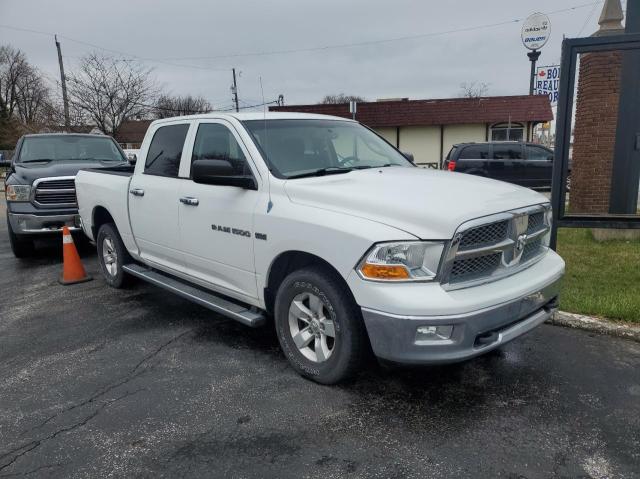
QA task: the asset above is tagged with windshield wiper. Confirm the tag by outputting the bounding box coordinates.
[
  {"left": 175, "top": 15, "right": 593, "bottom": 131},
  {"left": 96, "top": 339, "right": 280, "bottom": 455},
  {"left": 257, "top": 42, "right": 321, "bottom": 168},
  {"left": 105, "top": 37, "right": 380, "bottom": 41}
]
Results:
[
  {"left": 286, "top": 167, "right": 353, "bottom": 179},
  {"left": 19, "top": 158, "right": 54, "bottom": 163},
  {"left": 351, "top": 163, "right": 396, "bottom": 170}
]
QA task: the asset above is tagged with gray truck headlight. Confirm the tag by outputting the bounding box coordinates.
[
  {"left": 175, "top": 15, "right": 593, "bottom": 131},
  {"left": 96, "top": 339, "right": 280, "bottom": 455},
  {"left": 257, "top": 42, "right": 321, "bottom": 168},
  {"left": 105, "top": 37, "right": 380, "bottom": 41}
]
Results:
[
  {"left": 5, "top": 185, "right": 31, "bottom": 202},
  {"left": 358, "top": 241, "right": 445, "bottom": 282}
]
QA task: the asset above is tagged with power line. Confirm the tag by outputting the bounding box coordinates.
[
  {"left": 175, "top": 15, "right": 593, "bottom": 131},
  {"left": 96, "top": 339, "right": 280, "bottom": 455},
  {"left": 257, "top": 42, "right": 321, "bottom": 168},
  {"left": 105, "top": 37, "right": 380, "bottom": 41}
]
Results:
[
  {"left": 0, "top": 1, "right": 603, "bottom": 65},
  {"left": 577, "top": 1, "right": 601, "bottom": 36},
  {"left": 147, "top": 1, "right": 605, "bottom": 61},
  {"left": 0, "top": 23, "right": 232, "bottom": 72}
]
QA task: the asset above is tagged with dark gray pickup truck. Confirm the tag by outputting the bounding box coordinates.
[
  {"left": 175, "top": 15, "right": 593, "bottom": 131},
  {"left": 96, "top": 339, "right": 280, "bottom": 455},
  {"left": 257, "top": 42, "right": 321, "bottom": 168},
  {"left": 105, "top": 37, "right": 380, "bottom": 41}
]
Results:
[{"left": 2, "top": 133, "right": 129, "bottom": 257}]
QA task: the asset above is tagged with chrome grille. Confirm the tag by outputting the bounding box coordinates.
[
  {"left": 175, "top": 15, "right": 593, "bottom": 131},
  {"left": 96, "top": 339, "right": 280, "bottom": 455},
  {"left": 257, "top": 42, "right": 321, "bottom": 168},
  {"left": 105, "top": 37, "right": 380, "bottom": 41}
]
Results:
[
  {"left": 33, "top": 176, "right": 77, "bottom": 207},
  {"left": 458, "top": 220, "right": 508, "bottom": 250},
  {"left": 521, "top": 238, "right": 543, "bottom": 263},
  {"left": 449, "top": 253, "right": 501, "bottom": 283},
  {"left": 443, "top": 205, "right": 551, "bottom": 289},
  {"left": 527, "top": 212, "right": 544, "bottom": 233}
]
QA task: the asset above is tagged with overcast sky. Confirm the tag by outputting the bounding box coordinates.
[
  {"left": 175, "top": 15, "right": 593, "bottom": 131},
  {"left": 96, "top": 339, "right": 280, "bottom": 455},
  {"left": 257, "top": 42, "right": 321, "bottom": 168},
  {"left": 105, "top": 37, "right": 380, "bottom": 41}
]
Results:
[{"left": 0, "top": 0, "right": 617, "bottom": 110}]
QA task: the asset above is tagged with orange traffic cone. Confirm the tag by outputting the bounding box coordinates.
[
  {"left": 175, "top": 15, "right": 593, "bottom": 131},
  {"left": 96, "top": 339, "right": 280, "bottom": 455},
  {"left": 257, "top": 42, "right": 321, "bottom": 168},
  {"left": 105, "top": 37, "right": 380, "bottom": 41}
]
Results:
[{"left": 59, "top": 226, "right": 92, "bottom": 285}]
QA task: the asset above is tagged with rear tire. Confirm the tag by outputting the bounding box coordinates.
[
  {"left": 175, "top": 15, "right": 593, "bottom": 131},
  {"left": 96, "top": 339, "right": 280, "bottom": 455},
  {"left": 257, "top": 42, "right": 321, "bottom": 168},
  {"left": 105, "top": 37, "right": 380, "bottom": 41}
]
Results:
[
  {"left": 7, "top": 215, "right": 34, "bottom": 258},
  {"left": 274, "top": 266, "right": 368, "bottom": 384},
  {"left": 97, "top": 223, "right": 131, "bottom": 288}
]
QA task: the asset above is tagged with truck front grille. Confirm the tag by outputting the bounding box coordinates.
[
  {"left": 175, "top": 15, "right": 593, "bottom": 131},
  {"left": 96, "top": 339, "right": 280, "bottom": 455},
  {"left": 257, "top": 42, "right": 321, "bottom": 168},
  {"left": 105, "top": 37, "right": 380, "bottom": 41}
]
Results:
[
  {"left": 33, "top": 177, "right": 77, "bottom": 207},
  {"left": 458, "top": 220, "right": 508, "bottom": 250},
  {"left": 443, "top": 205, "right": 551, "bottom": 288}
]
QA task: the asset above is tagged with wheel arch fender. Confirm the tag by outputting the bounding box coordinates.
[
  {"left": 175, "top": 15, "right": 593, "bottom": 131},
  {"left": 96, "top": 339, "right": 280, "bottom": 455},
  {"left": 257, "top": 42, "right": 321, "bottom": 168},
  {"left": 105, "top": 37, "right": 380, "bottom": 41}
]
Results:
[
  {"left": 91, "top": 205, "right": 115, "bottom": 240},
  {"left": 264, "top": 250, "right": 352, "bottom": 315}
]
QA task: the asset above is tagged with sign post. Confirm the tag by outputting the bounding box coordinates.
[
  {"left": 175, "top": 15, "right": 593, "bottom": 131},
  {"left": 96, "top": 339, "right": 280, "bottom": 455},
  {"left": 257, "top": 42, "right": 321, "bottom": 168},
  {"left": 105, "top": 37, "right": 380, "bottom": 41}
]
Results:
[{"left": 522, "top": 13, "right": 551, "bottom": 95}]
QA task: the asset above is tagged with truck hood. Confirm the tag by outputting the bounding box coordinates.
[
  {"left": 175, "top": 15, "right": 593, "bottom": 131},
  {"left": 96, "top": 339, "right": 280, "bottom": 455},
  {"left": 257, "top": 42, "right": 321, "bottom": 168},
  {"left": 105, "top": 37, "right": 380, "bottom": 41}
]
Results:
[
  {"left": 284, "top": 167, "right": 549, "bottom": 239},
  {"left": 10, "top": 160, "right": 127, "bottom": 185}
]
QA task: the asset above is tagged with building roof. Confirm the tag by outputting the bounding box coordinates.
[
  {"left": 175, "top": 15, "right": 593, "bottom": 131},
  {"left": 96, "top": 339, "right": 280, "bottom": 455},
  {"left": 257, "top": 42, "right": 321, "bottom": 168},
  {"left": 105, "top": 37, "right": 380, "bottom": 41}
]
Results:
[
  {"left": 116, "top": 120, "right": 153, "bottom": 144},
  {"left": 115, "top": 113, "right": 354, "bottom": 144},
  {"left": 270, "top": 95, "right": 553, "bottom": 128}
]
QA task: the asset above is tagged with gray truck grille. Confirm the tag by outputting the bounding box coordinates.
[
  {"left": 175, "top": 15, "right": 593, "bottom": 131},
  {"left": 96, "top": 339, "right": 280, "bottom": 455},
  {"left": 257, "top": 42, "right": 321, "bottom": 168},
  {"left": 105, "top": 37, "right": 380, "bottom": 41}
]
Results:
[
  {"left": 443, "top": 205, "right": 550, "bottom": 288},
  {"left": 458, "top": 220, "right": 508, "bottom": 250},
  {"left": 449, "top": 253, "right": 502, "bottom": 282},
  {"left": 33, "top": 177, "right": 77, "bottom": 207}
]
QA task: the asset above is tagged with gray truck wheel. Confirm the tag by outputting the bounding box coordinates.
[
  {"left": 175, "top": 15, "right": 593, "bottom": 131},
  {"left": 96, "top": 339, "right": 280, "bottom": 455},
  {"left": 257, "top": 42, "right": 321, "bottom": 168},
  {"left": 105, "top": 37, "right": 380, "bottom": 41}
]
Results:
[
  {"left": 97, "top": 223, "right": 131, "bottom": 288},
  {"left": 7, "top": 215, "right": 34, "bottom": 258},
  {"left": 274, "top": 266, "right": 368, "bottom": 384}
]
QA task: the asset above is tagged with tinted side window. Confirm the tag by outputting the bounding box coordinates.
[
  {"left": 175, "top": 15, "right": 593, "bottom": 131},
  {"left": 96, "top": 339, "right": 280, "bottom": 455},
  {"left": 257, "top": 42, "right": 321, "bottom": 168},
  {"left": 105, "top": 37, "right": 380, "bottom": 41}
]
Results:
[
  {"left": 492, "top": 145, "right": 523, "bottom": 160},
  {"left": 144, "top": 124, "right": 190, "bottom": 178},
  {"left": 191, "top": 123, "right": 249, "bottom": 176},
  {"left": 459, "top": 145, "right": 489, "bottom": 159},
  {"left": 526, "top": 145, "right": 552, "bottom": 161}
]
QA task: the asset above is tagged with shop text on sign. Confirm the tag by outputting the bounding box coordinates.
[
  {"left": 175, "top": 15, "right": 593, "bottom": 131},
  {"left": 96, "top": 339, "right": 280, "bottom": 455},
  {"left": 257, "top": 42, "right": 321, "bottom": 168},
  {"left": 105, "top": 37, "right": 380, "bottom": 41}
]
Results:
[{"left": 535, "top": 65, "right": 560, "bottom": 104}]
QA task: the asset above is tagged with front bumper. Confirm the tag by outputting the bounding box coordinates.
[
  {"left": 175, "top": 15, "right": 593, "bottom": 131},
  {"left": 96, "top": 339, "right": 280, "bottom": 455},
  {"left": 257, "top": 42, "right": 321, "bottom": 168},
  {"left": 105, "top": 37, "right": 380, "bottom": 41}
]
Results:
[
  {"left": 8, "top": 212, "right": 82, "bottom": 235},
  {"left": 361, "top": 271, "right": 562, "bottom": 365}
]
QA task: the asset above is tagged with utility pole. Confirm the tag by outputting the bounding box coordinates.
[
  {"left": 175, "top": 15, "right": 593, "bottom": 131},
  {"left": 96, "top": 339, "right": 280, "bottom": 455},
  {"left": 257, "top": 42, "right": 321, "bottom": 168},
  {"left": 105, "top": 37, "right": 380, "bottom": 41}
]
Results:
[
  {"left": 54, "top": 35, "right": 70, "bottom": 128},
  {"left": 232, "top": 68, "right": 239, "bottom": 112}
]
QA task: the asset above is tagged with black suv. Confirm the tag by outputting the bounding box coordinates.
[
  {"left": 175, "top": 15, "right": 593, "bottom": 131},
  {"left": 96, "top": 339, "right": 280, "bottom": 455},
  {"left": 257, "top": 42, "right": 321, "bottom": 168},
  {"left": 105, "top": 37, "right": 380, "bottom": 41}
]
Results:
[
  {"left": 444, "top": 142, "right": 555, "bottom": 189},
  {"left": 2, "top": 133, "right": 128, "bottom": 257}
]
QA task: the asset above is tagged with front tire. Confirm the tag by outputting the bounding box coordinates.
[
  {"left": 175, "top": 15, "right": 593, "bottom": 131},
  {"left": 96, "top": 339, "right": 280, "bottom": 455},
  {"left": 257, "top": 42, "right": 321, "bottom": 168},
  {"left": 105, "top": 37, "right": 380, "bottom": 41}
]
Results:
[
  {"left": 97, "top": 223, "right": 131, "bottom": 288},
  {"left": 7, "top": 215, "right": 34, "bottom": 258},
  {"left": 274, "top": 266, "right": 368, "bottom": 384}
]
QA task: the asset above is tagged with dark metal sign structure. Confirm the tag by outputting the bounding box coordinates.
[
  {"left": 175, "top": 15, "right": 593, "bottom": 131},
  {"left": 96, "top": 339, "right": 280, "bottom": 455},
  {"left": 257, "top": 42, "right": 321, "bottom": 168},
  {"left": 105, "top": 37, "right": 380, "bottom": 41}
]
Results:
[{"left": 550, "top": 32, "right": 640, "bottom": 249}]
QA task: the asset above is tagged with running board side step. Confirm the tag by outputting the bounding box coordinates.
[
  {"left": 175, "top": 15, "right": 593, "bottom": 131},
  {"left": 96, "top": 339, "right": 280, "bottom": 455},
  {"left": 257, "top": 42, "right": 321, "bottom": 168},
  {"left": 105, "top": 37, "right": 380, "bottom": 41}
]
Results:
[{"left": 122, "top": 263, "right": 266, "bottom": 328}]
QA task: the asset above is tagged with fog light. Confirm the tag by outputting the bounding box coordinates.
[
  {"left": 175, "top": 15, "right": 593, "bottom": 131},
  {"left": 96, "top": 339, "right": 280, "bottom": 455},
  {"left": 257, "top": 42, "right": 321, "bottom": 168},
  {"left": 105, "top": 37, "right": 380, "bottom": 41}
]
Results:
[{"left": 415, "top": 325, "right": 454, "bottom": 342}]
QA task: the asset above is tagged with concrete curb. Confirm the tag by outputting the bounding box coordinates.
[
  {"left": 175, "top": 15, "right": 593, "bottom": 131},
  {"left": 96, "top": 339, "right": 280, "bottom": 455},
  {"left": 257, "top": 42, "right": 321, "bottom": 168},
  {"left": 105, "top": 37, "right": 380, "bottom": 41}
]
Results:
[{"left": 547, "top": 311, "right": 640, "bottom": 342}]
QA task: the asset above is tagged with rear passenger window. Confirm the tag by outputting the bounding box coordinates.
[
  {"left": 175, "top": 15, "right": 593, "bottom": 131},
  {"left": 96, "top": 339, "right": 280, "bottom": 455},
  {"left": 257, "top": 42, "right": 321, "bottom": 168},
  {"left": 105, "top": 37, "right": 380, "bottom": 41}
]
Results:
[
  {"left": 191, "top": 123, "right": 250, "bottom": 176},
  {"left": 144, "top": 124, "right": 190, "bottom": 178},
  {"left": 459, "top": 145, "right": 489, "bottom": 159},
  {"left": 526, "top": 145, "right": 552, "bottom": 161},
  {"left": 493, "top": 145, "right": 523, "bottom": 160}
]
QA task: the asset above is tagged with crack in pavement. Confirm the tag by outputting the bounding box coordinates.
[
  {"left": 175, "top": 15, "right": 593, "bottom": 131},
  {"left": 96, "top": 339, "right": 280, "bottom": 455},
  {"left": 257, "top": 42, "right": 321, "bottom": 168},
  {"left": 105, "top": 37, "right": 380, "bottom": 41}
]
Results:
[
  {"left": 0, "top": 462, "right": 67, "bottom": 478},
  {"left": 0, "top": 389, "right": 143, "bottom": 473},
  {"left": 1, "top": 329, "right": 192, "bottom": 473},
  {"left": 20, "top": 329, "right": 193, "bottom": 437}
]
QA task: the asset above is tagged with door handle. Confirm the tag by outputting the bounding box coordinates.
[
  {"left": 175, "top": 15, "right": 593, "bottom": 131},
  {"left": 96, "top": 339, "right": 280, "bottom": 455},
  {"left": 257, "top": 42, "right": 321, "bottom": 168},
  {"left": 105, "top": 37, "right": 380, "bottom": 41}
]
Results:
[
  {"left": 179, "top": 197, "right": 199, "bottom": 206},
  {"left": 129, "top": 188, "right": 145, "bottom": 197}
]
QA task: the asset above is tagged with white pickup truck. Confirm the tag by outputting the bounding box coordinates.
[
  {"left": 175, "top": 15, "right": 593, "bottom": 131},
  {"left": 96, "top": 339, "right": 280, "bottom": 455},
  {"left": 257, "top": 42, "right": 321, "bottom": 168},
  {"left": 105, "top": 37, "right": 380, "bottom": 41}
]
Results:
[{"left": 76, "top": 112, "right": 565, "bottom": 384}]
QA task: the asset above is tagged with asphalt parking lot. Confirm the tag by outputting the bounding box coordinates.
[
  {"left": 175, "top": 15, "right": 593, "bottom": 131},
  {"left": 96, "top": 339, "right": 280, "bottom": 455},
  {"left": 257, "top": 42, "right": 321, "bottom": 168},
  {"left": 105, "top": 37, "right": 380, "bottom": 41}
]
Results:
[{"left": 1, "top": 201, "right": 639, "bottom": 478}]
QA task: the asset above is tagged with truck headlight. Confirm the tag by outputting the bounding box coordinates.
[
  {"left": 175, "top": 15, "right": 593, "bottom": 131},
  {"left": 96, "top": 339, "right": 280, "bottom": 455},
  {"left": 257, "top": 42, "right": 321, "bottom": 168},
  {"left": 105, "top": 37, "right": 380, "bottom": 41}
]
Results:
[
  {"left": 357, "top": 241, "right": 445, "bottom": 282},
  {"left": 5, "top": 184, "right": 31, "bottom": 202}
]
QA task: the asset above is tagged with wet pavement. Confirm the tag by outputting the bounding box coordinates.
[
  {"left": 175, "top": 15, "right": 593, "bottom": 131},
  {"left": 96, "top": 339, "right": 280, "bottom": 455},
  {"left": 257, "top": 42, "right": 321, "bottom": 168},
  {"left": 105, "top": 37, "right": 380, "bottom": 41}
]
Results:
[{"left": 1, "top": 201, "right": 639, "bottom": 478}]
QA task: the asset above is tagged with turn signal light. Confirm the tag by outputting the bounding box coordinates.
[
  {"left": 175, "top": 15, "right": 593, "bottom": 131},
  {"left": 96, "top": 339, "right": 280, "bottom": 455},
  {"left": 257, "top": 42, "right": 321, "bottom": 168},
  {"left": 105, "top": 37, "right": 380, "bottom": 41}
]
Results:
[
  {"left": 360, "top": 264, "right": 410, "bottom": 280},
  {"left": 447, "top": 161, "right": 456, "bottom": 171}
]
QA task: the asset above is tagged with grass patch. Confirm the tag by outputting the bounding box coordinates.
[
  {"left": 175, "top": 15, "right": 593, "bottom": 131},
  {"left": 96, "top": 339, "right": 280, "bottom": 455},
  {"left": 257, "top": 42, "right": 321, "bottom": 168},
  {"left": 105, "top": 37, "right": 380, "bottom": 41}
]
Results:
[{"left": 556, "top": 228, "right": 640, "bottom": 323}]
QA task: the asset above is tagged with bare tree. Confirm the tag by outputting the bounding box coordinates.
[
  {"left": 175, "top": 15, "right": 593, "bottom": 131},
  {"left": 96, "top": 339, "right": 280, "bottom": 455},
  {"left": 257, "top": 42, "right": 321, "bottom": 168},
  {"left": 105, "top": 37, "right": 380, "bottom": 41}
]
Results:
[
  {"left": 154, "top": 94, "right": 212, "bottom": 119},
  {"left": 459, "top": 81, "right": 489, "bottom": 98},
  {"left": 67, "top": 53, "right": 156, "bottom": 137},
  {"left": 0, "top": 45, "right": 30, "bottom": 119},
  {"left": 15, "top": 64, "right": 51, "bottom": 125},
  {"left": 320, "top": 93, "right": 365, "bottom": 104}
]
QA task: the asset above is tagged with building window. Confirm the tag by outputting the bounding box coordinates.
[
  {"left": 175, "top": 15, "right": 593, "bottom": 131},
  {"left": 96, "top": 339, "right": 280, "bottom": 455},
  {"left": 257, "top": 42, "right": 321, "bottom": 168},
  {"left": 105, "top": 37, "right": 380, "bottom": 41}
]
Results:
[{"left": 491, "top": 122, "right": 524, "bottom": 142}]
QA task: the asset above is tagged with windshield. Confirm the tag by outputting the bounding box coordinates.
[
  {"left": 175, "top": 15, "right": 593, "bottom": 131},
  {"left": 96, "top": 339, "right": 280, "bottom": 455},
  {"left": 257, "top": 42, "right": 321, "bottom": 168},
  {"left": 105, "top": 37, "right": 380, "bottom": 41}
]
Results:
[
  {"left": 243, "top": 119, "right": 412, "bottom": 178},
  {"left": 18, "top": 136, "right": 126, "bottom": 163}
]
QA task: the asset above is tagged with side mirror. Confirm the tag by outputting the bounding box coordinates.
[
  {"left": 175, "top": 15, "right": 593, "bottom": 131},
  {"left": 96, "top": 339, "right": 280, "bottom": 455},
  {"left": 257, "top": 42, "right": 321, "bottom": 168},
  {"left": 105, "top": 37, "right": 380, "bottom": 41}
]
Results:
[
  {"left": 192, "top": 159, "right": 257, "bottom": 190},
  {"left": 402, "top": 152, "right": 415, "bottom": 164},
  {"left": 127, "top": 154, "right": 137, "bottom": 165}
]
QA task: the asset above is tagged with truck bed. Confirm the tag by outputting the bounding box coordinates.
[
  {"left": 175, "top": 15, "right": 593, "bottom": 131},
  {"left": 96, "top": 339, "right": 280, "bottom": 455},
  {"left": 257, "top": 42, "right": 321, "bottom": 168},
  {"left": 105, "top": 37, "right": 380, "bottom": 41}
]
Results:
[{"left": 75, "top": 168, "right": 136, "bottom": 250}]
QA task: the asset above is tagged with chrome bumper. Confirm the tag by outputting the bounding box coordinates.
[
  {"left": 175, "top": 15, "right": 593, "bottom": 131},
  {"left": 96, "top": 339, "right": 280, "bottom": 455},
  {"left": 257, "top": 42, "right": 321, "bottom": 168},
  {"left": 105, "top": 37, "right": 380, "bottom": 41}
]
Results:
[
  {"left": 361, "top": 273, "right": 562, "bottom": 364},
  {"left": 8, "top": 212, "right": 82, "bottom": 234}
]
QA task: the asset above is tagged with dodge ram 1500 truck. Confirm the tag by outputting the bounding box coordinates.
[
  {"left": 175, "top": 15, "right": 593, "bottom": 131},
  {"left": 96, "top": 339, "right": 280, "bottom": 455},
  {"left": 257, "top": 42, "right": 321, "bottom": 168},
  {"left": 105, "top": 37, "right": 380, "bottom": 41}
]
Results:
[
  {"left": 3, "top": 133, "right": 129, "bottom": 257},
  {"left": 75, "top": 112, "right": 565, "bottom": 384}
]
